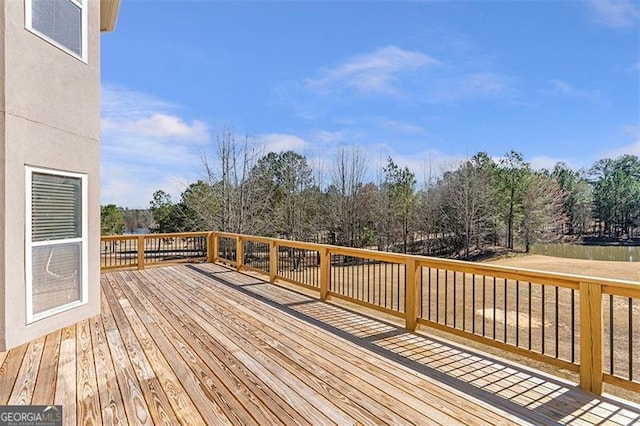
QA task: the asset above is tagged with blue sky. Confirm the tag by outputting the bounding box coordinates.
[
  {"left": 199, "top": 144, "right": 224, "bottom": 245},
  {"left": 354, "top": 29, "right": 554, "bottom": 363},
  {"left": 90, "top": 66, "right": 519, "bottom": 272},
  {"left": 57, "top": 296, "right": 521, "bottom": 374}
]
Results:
[{"left": 101, "top": 0, "right": 640, "bottom": 208}]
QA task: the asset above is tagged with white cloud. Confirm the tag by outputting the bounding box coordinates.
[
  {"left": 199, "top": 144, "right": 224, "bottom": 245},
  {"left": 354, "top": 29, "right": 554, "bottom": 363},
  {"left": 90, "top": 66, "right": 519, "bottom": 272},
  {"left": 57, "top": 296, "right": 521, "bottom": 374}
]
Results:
[
  {"left": 529, "top": 155, "right": 571, "bottom": 171},
  {"left": 600, "top": 126, "right": 640, "bottom": 159},
  {"left": 103, "top": 113, "right": 209, "bottom": 143},
  {"left": 549, "top": 79, "right": 579, "bottom": 96},
  {"left": 548, "top": 79, "right": 602, "bottom": 102},
  {"left": 100, "top": 85, "right": 211, "bottom": 208},
  {"left": 306, "top": 45, "right": 439, "bottom": 96},
  {"left": 378, "top": 119, "right": 427, "bottom": 135},
  {"left": 101, "top": 164, "right": 192, "bottom": 210},
  {"left": 587, "top": 0, "right": 640, "bottom": 29},
  {"left": 365, "top": 143, "right": 467, "bottom": 184},
  {"left": 258, "top": 133, "right": 309, "bottom": 153},
  {"left": 605, "top": 140, "right": 640, "bottom": 158},
  {"left": 102, "top": 85, "right": 175, "bottom": 121},
  {"left": 429, "top": 72, "right": 516, "bottom": 103},
  {"left": 310, "top": 130, "right": 348, "bottom": 144},
  {"left": 623, "top": 125, "right": 640, "bottom": 138}
]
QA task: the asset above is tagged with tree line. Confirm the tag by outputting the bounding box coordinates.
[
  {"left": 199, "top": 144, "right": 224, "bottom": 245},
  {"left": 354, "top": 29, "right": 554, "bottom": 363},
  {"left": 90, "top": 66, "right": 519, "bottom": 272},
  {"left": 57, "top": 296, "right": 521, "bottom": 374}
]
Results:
[{"left": 102, "top": 132, "right": 640, "bottom": 259}]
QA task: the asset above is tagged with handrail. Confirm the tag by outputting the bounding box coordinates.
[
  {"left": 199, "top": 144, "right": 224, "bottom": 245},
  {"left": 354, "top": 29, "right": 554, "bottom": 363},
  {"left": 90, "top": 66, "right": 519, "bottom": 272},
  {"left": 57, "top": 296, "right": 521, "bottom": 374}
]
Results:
[
  {"left": 101, "top": 231, "right": 211, "bottom": 271},
  {"left": 101, "top": 231, "right": 210, "bottom": 240},
  {"left": 101, "top": 231, "right": 640, "bottom": 395},
  {"left": 214, "top": 232, "right": 639, "bottom": 290}
]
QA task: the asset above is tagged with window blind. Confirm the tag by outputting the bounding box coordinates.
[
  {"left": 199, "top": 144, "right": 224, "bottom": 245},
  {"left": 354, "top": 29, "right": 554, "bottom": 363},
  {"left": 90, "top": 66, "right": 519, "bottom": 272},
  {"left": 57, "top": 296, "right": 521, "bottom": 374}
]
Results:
[
  {"left": 31, "top": 0, "right": 82, "bottom": 56},
  {"left": 32, "top": 172, "right": 82, "bottom": 242}
]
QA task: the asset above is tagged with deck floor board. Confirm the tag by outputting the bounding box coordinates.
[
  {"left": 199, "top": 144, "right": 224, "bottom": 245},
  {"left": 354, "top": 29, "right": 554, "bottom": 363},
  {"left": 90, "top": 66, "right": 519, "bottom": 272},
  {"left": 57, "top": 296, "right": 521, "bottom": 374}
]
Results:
[
  {"left": 8, "top": 336, "right": 44, "bottom": 405},
  {"left": 140, "top": 269, "right": 335, "bottom": 425},
  {"left": 145, "top": 268, "right": 427, "bottom": 425},
  {"left": 1, "top": 263, "right": 639, "bottom": 425},
  {"left": 132, "top": 269, "right": 311, "bottom": 425},
  {"left": 32, "top": 329, "right": 61, "bottom": 405},
  {"left": 158, "top": 266, "right": 488, "bottom": 425}
]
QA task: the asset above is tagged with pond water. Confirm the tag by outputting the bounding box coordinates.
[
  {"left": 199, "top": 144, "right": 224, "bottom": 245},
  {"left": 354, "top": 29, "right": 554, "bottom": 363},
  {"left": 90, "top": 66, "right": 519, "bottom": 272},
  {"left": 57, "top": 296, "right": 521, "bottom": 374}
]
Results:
[{"left": 531, "top": 244, "right": 640, "bottom": 262}]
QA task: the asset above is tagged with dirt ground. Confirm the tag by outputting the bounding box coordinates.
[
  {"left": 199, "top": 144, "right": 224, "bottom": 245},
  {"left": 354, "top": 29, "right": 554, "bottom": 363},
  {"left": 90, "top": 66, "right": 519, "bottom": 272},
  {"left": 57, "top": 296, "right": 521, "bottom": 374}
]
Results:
[
  {"left": 486, "top": 254, "right": 640, "bottom": 283},
  {"left": 475, "top": 254, "right": 639, "bottom": 402},
  {"left": 251, "top": 251, "right": 640, "bottom": 401}
]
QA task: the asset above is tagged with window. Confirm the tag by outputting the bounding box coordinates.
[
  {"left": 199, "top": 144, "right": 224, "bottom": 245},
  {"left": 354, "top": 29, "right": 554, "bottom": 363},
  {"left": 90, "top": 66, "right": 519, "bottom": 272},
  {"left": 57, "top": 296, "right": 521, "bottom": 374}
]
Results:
[
  {"left": 25, "top": 0, "right": 88, "bottom": 62},
  {"left": 26, "top": 167, "right": 88, "bottom": 323}
]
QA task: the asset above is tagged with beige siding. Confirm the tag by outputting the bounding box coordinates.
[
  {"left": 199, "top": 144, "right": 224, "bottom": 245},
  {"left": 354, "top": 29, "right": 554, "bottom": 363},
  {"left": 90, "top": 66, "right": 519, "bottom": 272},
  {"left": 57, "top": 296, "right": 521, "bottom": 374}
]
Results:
[{"left": 0, "top": 0, "right": 102, "bottom": 350}]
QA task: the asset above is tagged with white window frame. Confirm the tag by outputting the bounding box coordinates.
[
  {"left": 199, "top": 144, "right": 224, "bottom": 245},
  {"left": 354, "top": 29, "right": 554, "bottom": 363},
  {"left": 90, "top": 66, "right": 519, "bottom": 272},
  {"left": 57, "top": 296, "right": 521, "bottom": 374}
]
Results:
[
  {"left": 24, "top": 0, "right": 88, "bottom": 63},
  {"left": 25, "top": 166, "right": 89, "bottom": 324}
]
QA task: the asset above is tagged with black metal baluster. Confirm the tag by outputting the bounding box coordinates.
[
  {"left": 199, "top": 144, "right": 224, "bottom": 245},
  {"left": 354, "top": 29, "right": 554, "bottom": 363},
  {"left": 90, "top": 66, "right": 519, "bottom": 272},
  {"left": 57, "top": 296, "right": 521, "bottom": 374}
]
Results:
[
  {"left": 397, "top": 263, "right": 401, "bottom": 312},
  {"left": 493, "top": 277, "right": 497, "bottom": 339},
  {"left": 350, "top": 255, "right": 355, "bottom": 297},
  {"left": 428, "top": 267, "right": 432, "bottom": 321},
  {"left": 420, "top": 267, "right": 424, "bottom": 318},
  {"left": 384, "top": 263, "right": 388, "bottom": 309},
  {"left": 453, "top": 271, "right": 457, "bottom": 328},
  {"left": 340, "top": 253, "right": 344, "bottom": 295},
  {"left": 436, "top": 269, "right": 440, "bottom": 323},
  {"left": 555, "top": 286, "right": 559, "bottom": 358},
  {"left": 367, "top": 262, "right": 371, "bottom": 303},
  {"left": 516, "top": 280, "right": 520, "bottom": 347},
  {"left": 610, "top": 294, "right": 614, "bottom": 374},
  {"left": 463, "top": 272, "right": 467, "bottom": 331},
  {"left": 445, "top": 270, "right": 448, "bottom": 326},
  {"left": 528, "top": 282, "right": 532, "bottom": 350},
  {"left": 472, "top": 274, "right": 476, "bottom": 334},
  {"left": 378, "top": 262, "right": 382, "bottom": 308},
  {"left": 482, "top": 275, "right": 486, "bottom": 337},
  {"left": 356, "top": 257, "right": 360, "bottom": 300},
  {"left": 504, "top": 278, "right": 508, "bottom": 344},
  {"left": 629, "top": 297, "right": 633, "bottom": 380},
  {"left": 542, "top": 285, "right": 545, "bottom": 354},
  {"left": 571, "top": 288, "right": 575, "bottom": 363}
]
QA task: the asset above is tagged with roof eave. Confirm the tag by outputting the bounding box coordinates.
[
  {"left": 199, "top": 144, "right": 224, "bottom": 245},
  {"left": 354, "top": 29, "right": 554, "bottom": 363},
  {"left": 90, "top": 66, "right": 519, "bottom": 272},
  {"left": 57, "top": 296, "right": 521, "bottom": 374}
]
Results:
[{"left": 100, "top": 0, "right": 121, "bottom": 33}]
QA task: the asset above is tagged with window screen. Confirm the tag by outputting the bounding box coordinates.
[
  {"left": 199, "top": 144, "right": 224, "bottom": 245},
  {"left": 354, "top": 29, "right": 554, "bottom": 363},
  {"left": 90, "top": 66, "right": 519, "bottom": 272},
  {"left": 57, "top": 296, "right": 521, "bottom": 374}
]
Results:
[
  {"left": 27, "top": 169, "right": 86, "bottom": 320},
  {"left": 31, "top": 242, "right": 81, "bottom": 315},
  {"left": 28, "top": 0, "right": 85, "bottom": 59}
]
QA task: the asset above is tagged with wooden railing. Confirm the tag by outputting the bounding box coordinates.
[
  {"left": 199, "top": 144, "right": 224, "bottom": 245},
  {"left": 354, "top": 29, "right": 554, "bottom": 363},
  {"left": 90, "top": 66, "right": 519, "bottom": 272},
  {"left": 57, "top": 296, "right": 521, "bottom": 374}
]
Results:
[
  {"left": 100, "top": 231, "right": 640, "bottom": 395},
  {"left": 101, "top": 232, "right": 210, "bottom": 270}
]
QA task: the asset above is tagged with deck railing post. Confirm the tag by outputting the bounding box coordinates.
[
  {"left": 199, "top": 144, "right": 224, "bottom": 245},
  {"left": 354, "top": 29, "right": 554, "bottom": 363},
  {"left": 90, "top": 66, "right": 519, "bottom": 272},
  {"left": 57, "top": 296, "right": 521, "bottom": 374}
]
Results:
[
  {"left": 137, "top": 235, "right": 145, "bottom": 270},
  {"left": 405, "top": 258, "right": 420, "bottom": 331},
  {"left": 236, "top": 236, "right": 244, "bottom": 271},
  {"left": 207, "top": 232, "right": 216, "bottom": 263},
  {"left": 212, "top": 233, "right": 219, "bottom": 263},
  {"left": 579, "top": 281, "right": 603, "bottom": 394},
  {"left": 320, "top": 247, "right": 330, "bottom": 301},
  {"left": 269, "top": 240, "right": 278, "bottom": 283}
]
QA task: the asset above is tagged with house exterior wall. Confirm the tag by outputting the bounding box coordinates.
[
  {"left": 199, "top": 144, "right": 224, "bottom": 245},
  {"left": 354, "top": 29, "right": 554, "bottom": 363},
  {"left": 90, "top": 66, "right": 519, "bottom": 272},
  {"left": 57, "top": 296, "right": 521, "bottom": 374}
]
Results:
[
  {"left": 0, "top": 0, "right": 102, "bottom": 350},
  {"left": 0, "top": 2, "right": 6, "bottom": 347}
]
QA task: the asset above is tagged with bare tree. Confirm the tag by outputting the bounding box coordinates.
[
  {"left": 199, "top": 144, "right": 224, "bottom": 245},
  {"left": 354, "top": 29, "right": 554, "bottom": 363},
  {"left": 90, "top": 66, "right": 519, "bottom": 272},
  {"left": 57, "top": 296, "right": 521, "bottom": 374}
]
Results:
[
  {"left": 328, "top": 147, "right": 369, "bottom": 247},
  {"left": 197, "top": 130, "right": 259, "bottom": 233},
  {"left": 442, "top": 157, "right": 495, "bottom": 259}
]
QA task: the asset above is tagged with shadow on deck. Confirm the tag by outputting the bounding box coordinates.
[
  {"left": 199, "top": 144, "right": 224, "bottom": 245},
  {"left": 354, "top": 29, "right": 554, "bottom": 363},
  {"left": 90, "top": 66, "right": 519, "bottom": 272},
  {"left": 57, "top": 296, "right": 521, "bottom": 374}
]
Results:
[
  {"left": 1, "top": 263, "right": 639, "bottom": 425},
  {"left": 192, "top": 263, "right": 640, "bottom": 425}
]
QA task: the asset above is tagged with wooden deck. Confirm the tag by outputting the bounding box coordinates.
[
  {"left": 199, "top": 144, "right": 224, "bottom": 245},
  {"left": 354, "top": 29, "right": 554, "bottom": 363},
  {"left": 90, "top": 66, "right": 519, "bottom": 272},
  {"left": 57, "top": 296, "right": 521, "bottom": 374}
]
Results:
[{"left": 1, "top": 263, "right": 639, "bottom": 425}]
